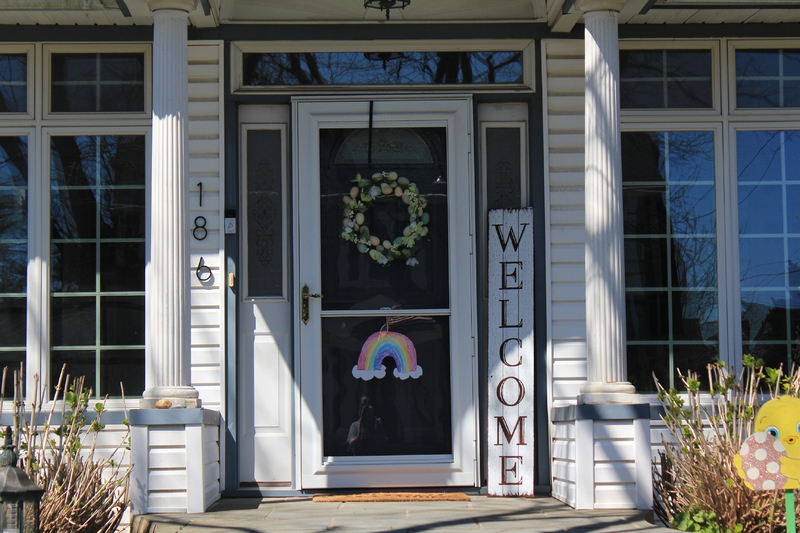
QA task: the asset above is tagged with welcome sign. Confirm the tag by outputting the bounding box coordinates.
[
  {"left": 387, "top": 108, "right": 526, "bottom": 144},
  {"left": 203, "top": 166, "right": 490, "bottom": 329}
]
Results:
[{"left": 487, "top": 208, "right": 534, "bottom": 496}]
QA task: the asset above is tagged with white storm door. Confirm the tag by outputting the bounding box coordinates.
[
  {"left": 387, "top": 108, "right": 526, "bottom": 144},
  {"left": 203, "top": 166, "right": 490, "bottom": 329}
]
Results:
[{"left": 294, "top": 97, "right": 479, "bottom": 489}]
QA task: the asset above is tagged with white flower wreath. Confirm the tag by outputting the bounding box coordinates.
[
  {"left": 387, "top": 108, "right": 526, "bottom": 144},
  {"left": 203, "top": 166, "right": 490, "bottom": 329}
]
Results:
[{"left": 340, "top": 171, "right": 430, "bottom": 266}]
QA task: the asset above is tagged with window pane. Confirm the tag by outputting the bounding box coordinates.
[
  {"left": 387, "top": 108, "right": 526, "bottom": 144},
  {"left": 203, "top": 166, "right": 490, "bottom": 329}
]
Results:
[
  {"left": 0, "top": 54, "right": 26, "bottom": 113},
  {"left": 321, "top": 315, "right": 452, "bottom": 456},
  {"left": 627, "top": 345, "right": 668, "bottom": 393},
  {"left": 51, "top": 53, "right": 144, "bottom": 113},
  {"left": 51, "top": 296, "right": 96, "bottom": 346},
  {"left": 243, "top": 51, "right": 523, "bottom": 86},
  {"left": 100, "top": 295, "right": 144, "bottom": 346},
  {"left": 320, "top": 127, "right": 449, "bottom": 311},
  {"left": 736, "top": 49, "right": 800, "bottom": 108},
  {"left": 50, "top": 135, "right": 146, "bottom": 397},
  {"left": 737, "top": 130, "right": 800, "bottom": 369},
  {"left": 622, "top": 131, "right": 719, "bottom": 390},
  {"left": 246, "top": 129, "right": 284, "bottom": 298},
  {"left": 485, "top": 128, "right": 523, "bottom": 210},
  {"left": 620, "top": 49, "right": 712, "bottom": 109},
  {"left": 0, "top": 137, "right": 27, "bottom": 392},
  {"left": 101, "top": 349, "right": 144, "bottom": 397}
]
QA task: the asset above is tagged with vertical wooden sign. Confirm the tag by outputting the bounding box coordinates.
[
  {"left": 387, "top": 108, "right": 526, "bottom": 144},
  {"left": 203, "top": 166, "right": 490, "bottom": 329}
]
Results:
[{"left": 488, "top": 208, "right": 534, "bottom": 496}]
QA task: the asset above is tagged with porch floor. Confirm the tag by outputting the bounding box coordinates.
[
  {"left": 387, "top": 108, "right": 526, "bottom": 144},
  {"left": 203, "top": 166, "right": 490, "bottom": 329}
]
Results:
[{"left": 131, "top": 496, "right": 671, "bottom": 532}]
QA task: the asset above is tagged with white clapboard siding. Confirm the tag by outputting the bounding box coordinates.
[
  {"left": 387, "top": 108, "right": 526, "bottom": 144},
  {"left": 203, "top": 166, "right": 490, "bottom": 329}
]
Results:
[
  {"left": 593, "top": 421, "right": 637, "bottom": 508},
  {"left": 551, "top": 420, "right": 577, "bottom": 507},
  {"left": 204, "top": 423, "right": 221, "bottom": 508},
  {"left": 543, "top": 39, "right": 588, "bottom": 409},
  {"left": 188, "top": 42, "right": 225, "bottom": 413}
]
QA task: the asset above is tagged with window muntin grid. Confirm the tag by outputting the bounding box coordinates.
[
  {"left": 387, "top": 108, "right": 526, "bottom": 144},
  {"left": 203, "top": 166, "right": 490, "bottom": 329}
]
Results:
[
  {"left": 0, "top": 55, "right": 27, "bottom": 113},
  {"left": 51, "top": 53, "right": 145, "bottom": 113},
  {"left": 49, "top": 134, "right": 145, "bottom": 398},
  {"left": 0, "top": 136, "right": 27, "bottom": 385},
  {"left": 736, "top": 49, "right": 800, "bottom": 108},
  {"left": 620, "top": 49, "right": 713, "bottom": 109},
  {"left": 622, "top": 130, "right": 720, "bottom": 392},
  {"left": 736, "top": 129, "right": 800, "bottom": 370}
]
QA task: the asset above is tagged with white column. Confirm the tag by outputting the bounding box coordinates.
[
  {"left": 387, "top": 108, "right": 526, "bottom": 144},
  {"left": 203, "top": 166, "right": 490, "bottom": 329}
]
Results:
[
  {"left": 576, "top": 0, "right": 636, "bottom": 403},
  {"left": 143, "top": 0, "right": 200, "bottom": 409}
]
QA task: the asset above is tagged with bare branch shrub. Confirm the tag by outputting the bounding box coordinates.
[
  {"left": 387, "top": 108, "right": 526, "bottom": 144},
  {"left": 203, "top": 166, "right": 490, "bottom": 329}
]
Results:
[
  {"left": 653, "top": 356, "right": 799, "bottom": 532},
  {"left": 3, "top": 366, "right": 131, "bottom": 533}
]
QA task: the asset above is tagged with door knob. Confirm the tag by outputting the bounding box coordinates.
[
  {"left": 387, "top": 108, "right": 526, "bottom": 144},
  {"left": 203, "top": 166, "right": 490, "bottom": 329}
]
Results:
[{"left": 301, "top": 284, "right": 322, "bottom": 325}]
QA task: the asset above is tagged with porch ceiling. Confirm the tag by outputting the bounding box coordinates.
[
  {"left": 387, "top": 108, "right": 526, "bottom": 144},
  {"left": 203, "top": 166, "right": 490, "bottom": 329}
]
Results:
[{"left": 0, "top": 0, "right": 798, "bottom": 29}]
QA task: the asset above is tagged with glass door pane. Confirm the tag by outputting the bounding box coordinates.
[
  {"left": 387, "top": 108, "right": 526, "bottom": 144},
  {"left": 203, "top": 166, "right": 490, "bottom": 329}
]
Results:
[{"left": 318, "top": 126, "right": 452, "bottom": 457}]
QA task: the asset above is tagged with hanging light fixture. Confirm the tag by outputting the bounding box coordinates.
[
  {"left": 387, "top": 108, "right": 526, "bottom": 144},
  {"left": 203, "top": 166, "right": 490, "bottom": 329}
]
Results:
[{"left": 364, "top": 0, "right": 410, "bottom": 20}]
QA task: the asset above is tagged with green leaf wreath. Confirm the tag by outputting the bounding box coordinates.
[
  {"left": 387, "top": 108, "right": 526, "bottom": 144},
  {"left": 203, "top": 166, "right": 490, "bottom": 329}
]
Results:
[{"left": 340, "top": 171, "right": 430, "bottom": 266}]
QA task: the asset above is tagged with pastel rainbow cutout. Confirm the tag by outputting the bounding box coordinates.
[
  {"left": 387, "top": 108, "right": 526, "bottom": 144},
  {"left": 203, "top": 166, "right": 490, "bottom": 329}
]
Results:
[{"left": 352, "top": 331, "right": 423, "bottom": 380}]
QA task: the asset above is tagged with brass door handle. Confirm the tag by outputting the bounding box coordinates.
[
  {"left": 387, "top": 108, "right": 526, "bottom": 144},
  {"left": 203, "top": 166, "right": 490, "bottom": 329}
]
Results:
[{"left": 301, "top": 284, "right": 322, "bottom": 325}]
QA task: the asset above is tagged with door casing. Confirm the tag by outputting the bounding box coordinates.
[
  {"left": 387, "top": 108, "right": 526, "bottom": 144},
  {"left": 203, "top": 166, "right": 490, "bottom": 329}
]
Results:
[{"left": 292, "top": 95, "right": 480, "bottom": 489}]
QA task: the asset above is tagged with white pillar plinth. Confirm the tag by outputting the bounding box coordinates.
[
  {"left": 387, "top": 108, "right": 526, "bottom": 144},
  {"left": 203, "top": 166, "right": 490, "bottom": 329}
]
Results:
[
  {"left": 143, "top": 0, "right": 200, "bottom": 409},
  {"left": 576, "top": 0, "right": 636, "bottom": 404}
]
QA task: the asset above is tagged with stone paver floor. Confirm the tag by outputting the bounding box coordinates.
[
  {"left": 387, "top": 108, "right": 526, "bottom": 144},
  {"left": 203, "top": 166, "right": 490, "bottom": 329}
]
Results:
[{"left": 132, "top": 496, "right": 672, "bottom": 533}]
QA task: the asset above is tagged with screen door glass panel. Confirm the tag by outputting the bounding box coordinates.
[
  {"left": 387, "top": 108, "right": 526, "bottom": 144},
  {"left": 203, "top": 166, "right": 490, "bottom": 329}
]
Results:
[{"left": 318, "top": 126, "right": 451, "bottom": 457}]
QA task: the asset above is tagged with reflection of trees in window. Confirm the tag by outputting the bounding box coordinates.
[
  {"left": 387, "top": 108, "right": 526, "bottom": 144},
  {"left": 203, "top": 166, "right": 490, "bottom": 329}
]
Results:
[
  {"left": 49, "top": 135, "right": 145, "bottom": 397},
  {"left": 51, "top": 53, "right": 144, "bottom": 113},
  {"left": 736, "top": 50, "right": 800, "bottom": 108},
  {"left": 0, "top": 136, "right": 27, "bottom": 294},
  {"left": 0, "top": 55, "right": 26, "bottom": 113},
  {"left": 242, "top": 51, "right": 523, "bottom": 86},
  {"left": 620, "top": 50, "right": 712, "bottom": 109},
  {"left": 736, "top": 129, "right": 800, "bottom": 368},
  {"left": 622, "top": 131, "right": 719, "bottom": 390}
]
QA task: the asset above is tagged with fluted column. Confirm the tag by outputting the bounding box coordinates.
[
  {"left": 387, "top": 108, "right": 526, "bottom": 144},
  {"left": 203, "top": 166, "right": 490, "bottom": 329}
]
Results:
[
  {"left": 142, "top": 0, "right": 200, "bottom": 409},
  {"left": 576, "top": 0, "right": 636, "bottom": 403}
]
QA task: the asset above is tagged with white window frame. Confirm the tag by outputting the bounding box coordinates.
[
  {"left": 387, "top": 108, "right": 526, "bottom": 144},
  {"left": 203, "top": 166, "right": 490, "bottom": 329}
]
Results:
[
  {"left": 42, "top": 43, "right": 152, "bottom": 121},
  {"left": 619, "top": 40, "right": 722, "bottom": 120},
  {"left": 619, "top": 121, "right": 727, "bottom": 396},
  {"left": 622, "top": 37, "right": 800, "bottom": 398},
  {"left": 40, "top": 126, "right": 150, "bottom": 404},
  {"left": 727, "top": 39, "right": 800, "bottom": 116},
  {"left": 0, "top": 44, "right": 35, "bottom": 120},
  {"left": 0, "top": 43, "right": 151, "bottom": 402},
  {"left": 231, "top": 39, "right": 536, "bottom": 94}
]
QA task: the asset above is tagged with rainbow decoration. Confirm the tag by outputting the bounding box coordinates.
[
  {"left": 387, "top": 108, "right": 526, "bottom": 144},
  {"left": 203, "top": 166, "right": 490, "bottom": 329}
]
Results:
[{"left": 352, "top": 331, "right": 423, "bottom": 381}]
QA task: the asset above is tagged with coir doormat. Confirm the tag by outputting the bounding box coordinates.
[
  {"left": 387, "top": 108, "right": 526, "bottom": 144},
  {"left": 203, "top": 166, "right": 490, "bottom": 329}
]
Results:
[{"left": 313, "top": 492, "right": 471, "bottom": 502}]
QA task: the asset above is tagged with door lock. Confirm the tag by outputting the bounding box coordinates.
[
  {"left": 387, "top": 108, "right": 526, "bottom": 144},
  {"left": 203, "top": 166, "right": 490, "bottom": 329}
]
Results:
[{"left": 301, "top": 284, "right": 322, "bottom": 325}]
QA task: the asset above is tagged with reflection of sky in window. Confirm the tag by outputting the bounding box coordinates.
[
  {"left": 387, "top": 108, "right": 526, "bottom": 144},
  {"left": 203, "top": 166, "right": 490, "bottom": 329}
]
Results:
[
  {"left": 0, "top": 137, "right": 28, "bottom": 294},
  {"left": 0, "top": 55, "right": 26, "bottom": 113},
  {"left": 737, "top": 50, "right": 800, "bottom": 107},
  {"left": 244, "top": 52, "right": 523, "bottom": 85},
  {"left": 620, "top": 50, "right": 712, "bottom": 108}
]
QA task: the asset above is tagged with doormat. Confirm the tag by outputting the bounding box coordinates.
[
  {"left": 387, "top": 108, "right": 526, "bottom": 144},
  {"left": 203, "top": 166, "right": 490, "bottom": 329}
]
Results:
[{"left": 313, "top": 492, "right": 471, "bottom": 503}]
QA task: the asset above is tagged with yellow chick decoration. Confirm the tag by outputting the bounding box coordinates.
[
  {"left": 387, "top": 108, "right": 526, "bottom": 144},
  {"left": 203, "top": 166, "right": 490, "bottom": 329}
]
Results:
[{"left": 734, "top": 396, "right": 800, "bottom": 490}]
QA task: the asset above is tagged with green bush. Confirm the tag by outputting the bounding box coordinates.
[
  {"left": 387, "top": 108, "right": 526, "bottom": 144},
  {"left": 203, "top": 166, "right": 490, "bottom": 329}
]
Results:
[
  {"left": 653, "top": 356, "right": 798, "bottom": 533},
  {"left": 2, "top": 367, "right": 131, "bottom": 533}
]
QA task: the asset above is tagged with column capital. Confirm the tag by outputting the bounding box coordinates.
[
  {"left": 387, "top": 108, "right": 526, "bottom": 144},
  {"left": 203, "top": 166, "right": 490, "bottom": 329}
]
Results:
[
  {"left": 575, "top": 0, "right": 626, "bottom": 13},
  {"left": 148, "top": 0, "right": 197, "bottom": 12}
]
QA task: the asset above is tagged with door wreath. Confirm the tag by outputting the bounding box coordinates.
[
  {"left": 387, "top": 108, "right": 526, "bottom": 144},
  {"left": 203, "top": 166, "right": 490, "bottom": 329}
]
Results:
[{"left": 340, "top": 171, "right": 430, "bottom": 266}]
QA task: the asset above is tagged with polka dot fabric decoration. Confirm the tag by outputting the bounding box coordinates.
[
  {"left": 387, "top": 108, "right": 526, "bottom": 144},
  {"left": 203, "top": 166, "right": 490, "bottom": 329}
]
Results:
[{"left": 739, "top": 432, "right": 788, "bottom": 490}]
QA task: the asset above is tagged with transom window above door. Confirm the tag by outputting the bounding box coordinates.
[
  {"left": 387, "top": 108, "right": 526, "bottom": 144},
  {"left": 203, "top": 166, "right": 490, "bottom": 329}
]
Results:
[{"left": 232, "top": 40, "right": 535, "bottom": 92}]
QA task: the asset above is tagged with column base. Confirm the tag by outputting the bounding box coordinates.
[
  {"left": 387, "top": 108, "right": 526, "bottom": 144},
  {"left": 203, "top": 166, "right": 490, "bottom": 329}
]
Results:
[
  {"left": 141, "top": 387, "right": 201, "bottom": 409},
  {"left": 579, "top": 381, "right": 637, "bottom": 404}
]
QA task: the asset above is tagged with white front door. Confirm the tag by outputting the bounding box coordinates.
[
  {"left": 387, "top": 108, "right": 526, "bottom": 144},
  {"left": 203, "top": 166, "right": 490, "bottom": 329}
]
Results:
[{"left": 294, "top": 97, "right": 479, "bottom": 489}]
